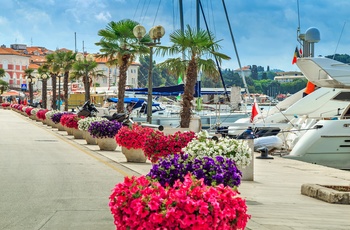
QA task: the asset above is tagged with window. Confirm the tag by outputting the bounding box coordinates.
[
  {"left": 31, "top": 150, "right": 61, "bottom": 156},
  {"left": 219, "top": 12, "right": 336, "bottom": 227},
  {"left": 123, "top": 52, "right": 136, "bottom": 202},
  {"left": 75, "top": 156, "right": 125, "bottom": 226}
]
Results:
[{"left": 2, "top": 60, "right": 8, "bottom": 69}]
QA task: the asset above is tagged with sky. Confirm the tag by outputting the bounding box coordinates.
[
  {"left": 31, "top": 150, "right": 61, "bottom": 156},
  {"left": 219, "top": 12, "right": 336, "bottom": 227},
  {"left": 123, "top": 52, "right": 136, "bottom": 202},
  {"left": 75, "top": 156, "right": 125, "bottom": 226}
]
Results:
[{"left": 1, "top": 0, "right": 350, "bottom": 72}]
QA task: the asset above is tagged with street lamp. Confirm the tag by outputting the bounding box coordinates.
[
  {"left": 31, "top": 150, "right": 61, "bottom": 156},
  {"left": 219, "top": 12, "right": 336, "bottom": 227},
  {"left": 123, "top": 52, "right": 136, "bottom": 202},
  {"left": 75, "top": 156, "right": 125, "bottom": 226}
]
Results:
[
  {"left": 57, "top": 68, "right": 64, "bottom": 111},
  {"left": 37, "top": 73, "right": 48, "bottom": 108},
  {"left": 133, "top": 25, "right": 165, "bottom": 124},
  {"left": 27, "top": 75, "right": 36, "bottom": 106},
  {"left": 76, "top": 53, "right": 94, "bottom": 102}
]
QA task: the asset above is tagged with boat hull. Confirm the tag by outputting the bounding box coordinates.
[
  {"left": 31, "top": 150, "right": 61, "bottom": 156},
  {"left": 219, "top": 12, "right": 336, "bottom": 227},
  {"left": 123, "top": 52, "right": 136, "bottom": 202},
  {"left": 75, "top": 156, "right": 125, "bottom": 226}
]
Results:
[{"left": 286, "top": 120, "right": 350, "bottom": 170}]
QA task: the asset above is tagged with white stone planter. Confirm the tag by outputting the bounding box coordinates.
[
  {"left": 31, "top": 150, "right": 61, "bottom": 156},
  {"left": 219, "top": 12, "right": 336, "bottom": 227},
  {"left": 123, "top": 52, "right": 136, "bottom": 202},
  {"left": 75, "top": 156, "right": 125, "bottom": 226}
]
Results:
[
  {"left": 122, "top": 147, "right": 147, "bottom": 163},
  {"left": 97, "top": 137, "right": 117, "bottom": 151},
  {"left": 84, "top": 131, "right": 97, "bottom": 145},
  {"left": 73, "top": 129, "right": 84, "bottom": 139}
]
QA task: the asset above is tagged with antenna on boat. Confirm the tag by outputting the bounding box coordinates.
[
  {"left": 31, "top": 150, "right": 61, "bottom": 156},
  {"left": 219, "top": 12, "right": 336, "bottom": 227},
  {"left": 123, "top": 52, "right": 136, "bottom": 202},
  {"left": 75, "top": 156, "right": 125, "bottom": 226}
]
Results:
[
  {"left": 296, "top": 0, "right": 301, "bottom": 45},
  {"left": 332, "top": 21, "right": 346, "bottom": 60}
]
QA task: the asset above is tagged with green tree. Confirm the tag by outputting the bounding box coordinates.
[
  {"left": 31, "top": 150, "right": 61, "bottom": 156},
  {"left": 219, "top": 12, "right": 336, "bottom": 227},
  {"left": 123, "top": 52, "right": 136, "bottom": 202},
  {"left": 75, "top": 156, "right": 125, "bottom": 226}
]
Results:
[
  {"left": 251, "top": 65, "right": 258, "bottom": 80},
  {"left": 24, "top": 68, "right": 35, "bottom": 105},
  {"left": 37, "top": 66, "right": 50, "bottom": 109},
  {"left": 0, "top": 68, "right": 5, "bottom": 78},
  {"left": 0, "top": 68, "right": 6, "bottom": 94},
  {"left": 71, "top": 54, "right": 99, "bottom": 101},
  {"left": 156, "top": 25, "right": 230, "bottom": 127},
  {"left": 53, "top": 50, "right": 76, "bottom": 111},
  {"left": 96, "top": 19, "right": 150, "bottom": 113},
  {"left": 44, "top": 53, "right": 58, "bottom": 110}
]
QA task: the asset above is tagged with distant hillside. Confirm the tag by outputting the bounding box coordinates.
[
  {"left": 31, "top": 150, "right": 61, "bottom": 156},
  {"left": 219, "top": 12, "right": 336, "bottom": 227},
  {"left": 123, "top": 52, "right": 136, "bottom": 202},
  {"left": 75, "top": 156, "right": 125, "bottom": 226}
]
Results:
[{"left": 325, "top": 54, "right": 350, "bottom": 63}]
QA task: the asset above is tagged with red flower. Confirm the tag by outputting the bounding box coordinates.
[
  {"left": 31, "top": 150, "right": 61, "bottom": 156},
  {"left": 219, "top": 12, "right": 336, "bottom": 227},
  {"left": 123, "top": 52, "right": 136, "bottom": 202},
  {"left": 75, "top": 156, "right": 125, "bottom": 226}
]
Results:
[
  {"left": 143, "top": 130, "right": 196, "bottom": 163},
  {"left": 115, "top": 124, "right": 154, "bottom": 149},
  {"left": 109, "top": 174, "right": 251, "bottom": 229}
]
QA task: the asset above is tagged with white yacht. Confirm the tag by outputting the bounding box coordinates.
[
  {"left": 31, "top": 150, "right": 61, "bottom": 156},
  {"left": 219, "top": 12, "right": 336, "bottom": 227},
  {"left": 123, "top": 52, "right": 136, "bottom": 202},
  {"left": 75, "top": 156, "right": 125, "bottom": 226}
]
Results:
[
  {"left": 226, "top": 27, "right": 350, "bottom": 169},
  {"left": 285, "top": 57, "right": 350, "bottom": 170}
]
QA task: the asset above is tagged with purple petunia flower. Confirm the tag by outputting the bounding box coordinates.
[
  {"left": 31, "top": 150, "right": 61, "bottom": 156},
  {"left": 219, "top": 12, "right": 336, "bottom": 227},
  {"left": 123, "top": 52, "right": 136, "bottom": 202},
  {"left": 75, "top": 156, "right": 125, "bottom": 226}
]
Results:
[{"left": 147, "top": 154, "right": 242, "bottom": 188}]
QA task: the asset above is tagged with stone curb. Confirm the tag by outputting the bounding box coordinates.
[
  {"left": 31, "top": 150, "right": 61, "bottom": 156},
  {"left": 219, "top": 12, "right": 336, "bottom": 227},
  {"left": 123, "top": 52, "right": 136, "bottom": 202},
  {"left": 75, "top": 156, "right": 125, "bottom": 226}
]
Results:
[{"left": 301, "top": 184, "right": 350, "bottom": 204}]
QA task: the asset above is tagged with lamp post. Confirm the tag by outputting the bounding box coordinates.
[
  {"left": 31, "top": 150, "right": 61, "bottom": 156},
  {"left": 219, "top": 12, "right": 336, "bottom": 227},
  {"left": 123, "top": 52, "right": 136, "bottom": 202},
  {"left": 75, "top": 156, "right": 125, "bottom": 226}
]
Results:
[
  {"left": 76, "top": 53, "right": 95, "bottom": 102},
  {"left": 27, "top": 75, "right": 36, "bottom": 106},
  {"left": 37, "top": 73, "right": 48, "bottom": 108},
  {"left": 133, "top": 25, "right": 165, "bottom": 124},
  {"left": 57, "top": 68, "right": 64, "bottom": 111}
]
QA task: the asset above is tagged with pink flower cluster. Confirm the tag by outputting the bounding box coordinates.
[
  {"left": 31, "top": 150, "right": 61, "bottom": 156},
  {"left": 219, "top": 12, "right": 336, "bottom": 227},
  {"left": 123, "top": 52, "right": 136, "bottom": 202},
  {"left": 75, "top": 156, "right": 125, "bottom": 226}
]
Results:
[
  {"left": 25, "top": 107, "right": 34, "bottom": 116},
  {"left": 36, "top": 109, "right": 49, "bottom": 120},
  {"left": 62, "top": 114, "right": 80, "bottom": 129},
  {"left": 109, "top": 174, "right": 250, "bottom": 229},
  {"left": 143, "top": 131, "right": 196, "bottom": 163},
  {"left": 115, "top": 124, "right": 154, "bottom": 149}
]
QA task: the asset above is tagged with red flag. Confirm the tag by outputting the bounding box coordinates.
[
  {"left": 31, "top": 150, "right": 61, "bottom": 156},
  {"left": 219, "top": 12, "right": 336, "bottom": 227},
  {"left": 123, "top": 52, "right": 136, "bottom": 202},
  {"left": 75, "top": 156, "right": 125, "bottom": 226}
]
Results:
[
  {"left": 292, "top": 47, "right": 300, "bottom": 64},
  {"left": 250, "top": 99, "right": 261, "bottom": 123}
]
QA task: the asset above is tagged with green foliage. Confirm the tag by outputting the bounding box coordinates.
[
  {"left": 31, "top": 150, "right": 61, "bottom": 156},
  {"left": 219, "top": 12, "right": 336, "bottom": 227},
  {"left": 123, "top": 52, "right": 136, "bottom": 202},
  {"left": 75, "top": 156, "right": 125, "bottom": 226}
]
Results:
[
  {"left": 325, "top": 54, "right": 350, "bottom": 63},
  {"left": 0, "top": 68, "right": 5, "bottom": 78}
]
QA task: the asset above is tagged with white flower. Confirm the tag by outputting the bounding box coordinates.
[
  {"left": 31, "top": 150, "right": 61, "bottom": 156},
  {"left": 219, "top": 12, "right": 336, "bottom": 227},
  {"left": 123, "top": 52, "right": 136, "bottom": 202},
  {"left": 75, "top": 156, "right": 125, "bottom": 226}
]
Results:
[
  {"left": 183, "top": 130, "right": 252, "bottom": 166},
  {"left": 78, "top": 117, "right": 107, "bottom": 131},
  {"left": 45, "top": 110, "right": 58, "bottom": 119}
]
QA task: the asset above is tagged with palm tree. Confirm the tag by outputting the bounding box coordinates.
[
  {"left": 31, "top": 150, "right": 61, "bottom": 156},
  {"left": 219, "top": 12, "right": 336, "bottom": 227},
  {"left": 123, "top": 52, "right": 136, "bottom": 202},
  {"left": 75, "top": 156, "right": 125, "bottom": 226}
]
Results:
[
  {"left": 45, "top": 53, "right": 58, "bottom": 110},
  {"left": 0, "top": 68, "right": 5, "bottom": 78},
  {"left": 24, "top": 68, "right": 35, "bottom": 106},
  {"left": 0, "top": 68, "right": 6, "bottom": 94},
  {"left": 54, "top": 50, "right": 76, "bottom": 111},
  {"left": 156, "top": 25, "right": 230, "bottom": 128},
  {"left": 71, "top": 54, "right": 99, "bottom": 102},
  {"left": 37, "top": 66, "right": 50, "bottom": 109},
  {"left": 95, "top": 19, "right": 150, "bottom": 113}
]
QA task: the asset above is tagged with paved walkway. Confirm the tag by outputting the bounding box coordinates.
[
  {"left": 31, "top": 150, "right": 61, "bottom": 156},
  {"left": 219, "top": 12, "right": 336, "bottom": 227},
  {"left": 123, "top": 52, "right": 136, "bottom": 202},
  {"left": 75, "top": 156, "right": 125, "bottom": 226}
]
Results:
[{"left": 2, "top": 108, "right": 350, "bottom": 230}]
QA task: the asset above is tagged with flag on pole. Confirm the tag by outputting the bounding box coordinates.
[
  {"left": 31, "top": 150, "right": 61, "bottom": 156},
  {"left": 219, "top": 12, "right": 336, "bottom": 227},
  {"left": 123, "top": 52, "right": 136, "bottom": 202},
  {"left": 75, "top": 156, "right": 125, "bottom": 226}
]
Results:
[
  {"left": 250, "top": 98, "right": 261, "bottom": 123},
  {"left": 178, "top": 73, "right": 183, "bottom": 85},
  {"left": 176, "top": 73, "right": 183, "bottom": 101},
  {"left": 292, "top": 46, "right": 300, "bottom": 64}
]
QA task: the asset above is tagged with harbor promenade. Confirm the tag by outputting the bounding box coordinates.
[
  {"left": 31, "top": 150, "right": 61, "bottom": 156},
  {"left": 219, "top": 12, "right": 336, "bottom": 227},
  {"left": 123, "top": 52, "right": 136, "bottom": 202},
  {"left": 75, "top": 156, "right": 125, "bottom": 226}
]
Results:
[{"left": 1, "top": 108, "right": 350, "bottom": 230}]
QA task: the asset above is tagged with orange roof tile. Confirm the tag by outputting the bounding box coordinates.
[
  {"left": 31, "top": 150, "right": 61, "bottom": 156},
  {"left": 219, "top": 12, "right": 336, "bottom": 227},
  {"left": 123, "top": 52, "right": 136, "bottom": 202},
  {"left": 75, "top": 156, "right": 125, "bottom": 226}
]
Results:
[
  {"left": 30, "top": 55, "right": 46, "bottom": 63},
  {"left": 28, "top": 63, "right": 40, "bottom": 69},
  {"left": 0, "top": 47, "right": 24, "bottom": 56}
]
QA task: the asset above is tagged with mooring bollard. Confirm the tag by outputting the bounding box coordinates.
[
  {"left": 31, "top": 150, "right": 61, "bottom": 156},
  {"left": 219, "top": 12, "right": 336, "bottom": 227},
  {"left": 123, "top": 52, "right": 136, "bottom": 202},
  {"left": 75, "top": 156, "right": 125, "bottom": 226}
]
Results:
[{"left": 256, "top": 147, "right": 274, "bottom": 159}]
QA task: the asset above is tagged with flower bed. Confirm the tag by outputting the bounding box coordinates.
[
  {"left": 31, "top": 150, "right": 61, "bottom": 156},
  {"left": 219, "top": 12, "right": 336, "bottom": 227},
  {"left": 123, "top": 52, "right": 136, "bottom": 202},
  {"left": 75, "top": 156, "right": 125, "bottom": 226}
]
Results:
[
  {"left": 36, "top": 109, "right": 49, "bottom": 121},
  {"left": 147, "top": 154, "right": 242, "bottom": 188},
  {"left": 51, "top": 112, "right": 72, "bottom": 124},
  {"left": 25, "top": 107, "right": 34, "bottom": 116},
  {"left": 109, "top": 174, "right": 250, "bottom": 229},
  {"left": 1, "top": 103, "right": 10, "bottom": 108},
  {"left": 78, "top": 116, "right": 107, "bottom": 131},
  {"left": 184, "top": 130, "right": 252, "bottom": 167},
  {"left": 143, "top": 130, "right": 196, "bottom": 163},
  {"left": 88, "top": 120, "right": 123, "bottom": 139},
  {"left": 115, "top": 124, "right": 154, "bottom": 150},
  {"left": 64, "top": 115, "right": 82, "bottom": 129}
]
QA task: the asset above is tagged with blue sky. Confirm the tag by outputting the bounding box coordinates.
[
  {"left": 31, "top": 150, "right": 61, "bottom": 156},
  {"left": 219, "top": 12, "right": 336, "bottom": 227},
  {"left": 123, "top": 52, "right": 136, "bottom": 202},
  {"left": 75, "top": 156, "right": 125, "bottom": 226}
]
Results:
[{"left": 1, "top": 0, "right": 350, "bottom": 72}]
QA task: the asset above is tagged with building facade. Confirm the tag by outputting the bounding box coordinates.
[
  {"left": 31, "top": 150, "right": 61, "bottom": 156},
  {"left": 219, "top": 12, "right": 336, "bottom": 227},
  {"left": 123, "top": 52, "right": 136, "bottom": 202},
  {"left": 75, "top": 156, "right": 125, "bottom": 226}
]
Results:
[{"left": 0, "top": 46, "right": 30, "bottom": 90}]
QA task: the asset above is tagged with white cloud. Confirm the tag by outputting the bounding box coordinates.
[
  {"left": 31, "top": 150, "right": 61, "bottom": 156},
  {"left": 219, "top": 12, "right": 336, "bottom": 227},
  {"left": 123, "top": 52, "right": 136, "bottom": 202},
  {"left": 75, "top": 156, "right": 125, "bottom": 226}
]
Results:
[{"left": 95, "top": 11, "right": 112, "bottom": 22}]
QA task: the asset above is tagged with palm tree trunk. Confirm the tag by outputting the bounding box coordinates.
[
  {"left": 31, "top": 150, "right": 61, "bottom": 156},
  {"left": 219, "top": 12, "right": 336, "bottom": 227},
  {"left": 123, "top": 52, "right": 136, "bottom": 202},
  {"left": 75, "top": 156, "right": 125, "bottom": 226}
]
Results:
[
  {"left": 51, "top": 74, "right": 57, "bottom": 110},
  {"left": 42, "top": 79, "right": 47, "bottom": 109},
  {"left": 29, "top": 83, "right": 34, "bottom": 106},
  {"left": 84, "top": 70, "right": 90, "bottom": 102},
  {"left": 116, "top": 55, "right": 129, "bottom": 113},
  {"left": 180, "top": 57, "right": 197, "bottom": 128},
  {"left": 64, "top": 72, "right": 69, "bottom": 111}
]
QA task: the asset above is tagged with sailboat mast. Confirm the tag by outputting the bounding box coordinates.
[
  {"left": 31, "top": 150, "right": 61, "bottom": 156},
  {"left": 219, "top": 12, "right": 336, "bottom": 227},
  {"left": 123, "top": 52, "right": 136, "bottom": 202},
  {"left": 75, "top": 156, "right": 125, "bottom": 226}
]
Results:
[
  {"left": 198, "top": 0, "right": 230, "bottom": 102},
  {"left": 221, "top": 0, "right": 250, "bottom": 102}
]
